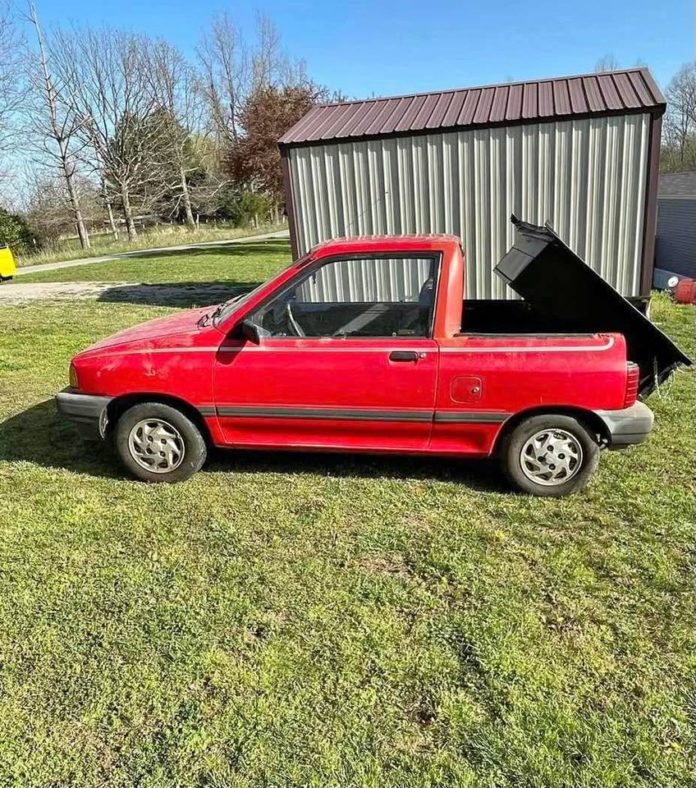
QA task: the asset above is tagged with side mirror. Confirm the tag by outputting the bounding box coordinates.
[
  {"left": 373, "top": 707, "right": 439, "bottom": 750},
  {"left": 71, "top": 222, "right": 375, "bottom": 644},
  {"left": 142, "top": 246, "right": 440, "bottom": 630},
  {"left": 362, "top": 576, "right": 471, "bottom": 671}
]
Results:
[{"left": 241, "top": 319, "right": 262, "bottom": 344}]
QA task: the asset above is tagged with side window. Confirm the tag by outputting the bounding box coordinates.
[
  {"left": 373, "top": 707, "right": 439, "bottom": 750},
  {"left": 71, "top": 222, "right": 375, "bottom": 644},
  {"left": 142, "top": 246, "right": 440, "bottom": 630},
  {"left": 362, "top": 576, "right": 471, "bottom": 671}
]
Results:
[{"left": 249, "top": 255, "right": 439, "bottom": 339}]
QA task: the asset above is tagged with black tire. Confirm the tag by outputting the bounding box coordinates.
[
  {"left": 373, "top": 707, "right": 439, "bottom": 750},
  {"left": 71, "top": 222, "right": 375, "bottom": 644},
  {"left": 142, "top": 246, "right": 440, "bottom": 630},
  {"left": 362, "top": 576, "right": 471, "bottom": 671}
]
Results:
[
  {"left": 499, "top": 414, "right": 600, "bottom": 497},
  {"left": 114, "top": 402, "right": 207, "bottom": 483}
]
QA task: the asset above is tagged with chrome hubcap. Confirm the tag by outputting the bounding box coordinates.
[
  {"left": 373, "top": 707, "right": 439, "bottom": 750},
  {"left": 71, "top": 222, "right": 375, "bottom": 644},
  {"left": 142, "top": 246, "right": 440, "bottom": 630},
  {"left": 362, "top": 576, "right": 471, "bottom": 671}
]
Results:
[
  {"left": 520, "top": 428, "right": 583, "bottom": 486},
  {"left": 128, "top": 418, "right": 185, "bottom": 473}
]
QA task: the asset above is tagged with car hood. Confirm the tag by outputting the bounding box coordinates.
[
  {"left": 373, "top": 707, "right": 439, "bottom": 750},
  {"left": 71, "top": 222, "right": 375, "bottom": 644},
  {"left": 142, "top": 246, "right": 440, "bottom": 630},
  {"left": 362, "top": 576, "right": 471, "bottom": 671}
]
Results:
[
  {"left": 495, "top": 217, "right": 692, "bottom": 397},
  {"left": 82, "top": 305, "right": 218, "bottom": 353}
]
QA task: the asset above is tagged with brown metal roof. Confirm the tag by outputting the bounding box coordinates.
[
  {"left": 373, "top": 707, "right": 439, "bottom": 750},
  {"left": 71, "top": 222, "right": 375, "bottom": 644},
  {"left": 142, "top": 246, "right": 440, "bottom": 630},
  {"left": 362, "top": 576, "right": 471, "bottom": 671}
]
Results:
[{"left": 279, "top": 68, "right": 665, "bottom": 147}]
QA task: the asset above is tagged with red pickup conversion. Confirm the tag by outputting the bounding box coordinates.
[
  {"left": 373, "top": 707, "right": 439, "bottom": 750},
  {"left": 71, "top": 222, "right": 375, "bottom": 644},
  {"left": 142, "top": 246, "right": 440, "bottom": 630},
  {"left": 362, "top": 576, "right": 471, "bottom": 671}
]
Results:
[{"left": 57, "top": 219, "right": 690, "bottom": 496}]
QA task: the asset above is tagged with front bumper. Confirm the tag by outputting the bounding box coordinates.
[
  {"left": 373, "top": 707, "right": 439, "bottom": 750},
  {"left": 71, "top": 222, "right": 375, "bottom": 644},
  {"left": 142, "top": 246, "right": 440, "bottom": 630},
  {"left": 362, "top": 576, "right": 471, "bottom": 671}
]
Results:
[
  {"left": 56, "top": 388, "right": 112, "bottom": 439},
  {"left": 594, "top": 401, "right": 654, "bottom": 447}
]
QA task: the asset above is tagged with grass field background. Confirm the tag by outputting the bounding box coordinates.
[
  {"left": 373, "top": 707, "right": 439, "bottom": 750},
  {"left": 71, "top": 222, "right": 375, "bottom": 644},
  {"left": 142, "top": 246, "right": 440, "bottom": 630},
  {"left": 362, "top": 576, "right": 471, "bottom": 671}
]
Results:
[
  {"left": 14, "top": 240, "right": 291, "bottom": 298},
  {"left": 0, "top": 243, "right": 694, "bottom": 787},
  {"left": 16, "top": 223, "right": 287, "bottom": 268}
]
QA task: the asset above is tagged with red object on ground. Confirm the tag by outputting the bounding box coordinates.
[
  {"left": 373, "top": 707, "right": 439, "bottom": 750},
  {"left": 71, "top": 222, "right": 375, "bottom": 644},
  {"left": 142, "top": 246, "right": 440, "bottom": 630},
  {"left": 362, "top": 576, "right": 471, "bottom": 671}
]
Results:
[{"left": 674, "top": 278, "right": 696, "bottom": 305}]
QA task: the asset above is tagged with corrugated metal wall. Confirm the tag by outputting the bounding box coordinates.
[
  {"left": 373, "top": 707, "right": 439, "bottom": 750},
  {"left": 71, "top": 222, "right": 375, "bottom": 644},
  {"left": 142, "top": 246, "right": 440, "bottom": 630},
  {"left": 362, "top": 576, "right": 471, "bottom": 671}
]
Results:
[
  {"left": 297, "top": 257, "right": 433, "bottom": 302},
  {"left": 287, "top": 113, "right": 651, "bottom": 298}
]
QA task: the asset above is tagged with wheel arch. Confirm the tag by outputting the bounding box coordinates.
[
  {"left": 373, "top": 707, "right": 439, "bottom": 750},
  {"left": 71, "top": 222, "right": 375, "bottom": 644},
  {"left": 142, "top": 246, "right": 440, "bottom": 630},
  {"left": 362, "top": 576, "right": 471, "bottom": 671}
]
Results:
[
  {"left": 493, "top": 406, "right": 610, "bottom": 455},
  {"left": 106, "top": 393, "right": 213, "bottom": 446}
]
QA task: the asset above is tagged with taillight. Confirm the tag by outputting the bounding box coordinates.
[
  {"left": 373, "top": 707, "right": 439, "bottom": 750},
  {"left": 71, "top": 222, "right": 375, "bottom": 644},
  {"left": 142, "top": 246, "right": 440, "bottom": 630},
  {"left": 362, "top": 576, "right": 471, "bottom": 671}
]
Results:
[
  {"left": 69, "top": 363, "right": 79, "bottom": 389},
  {"left": 624, "top": 362, "right": 639, "bottom": 407}
]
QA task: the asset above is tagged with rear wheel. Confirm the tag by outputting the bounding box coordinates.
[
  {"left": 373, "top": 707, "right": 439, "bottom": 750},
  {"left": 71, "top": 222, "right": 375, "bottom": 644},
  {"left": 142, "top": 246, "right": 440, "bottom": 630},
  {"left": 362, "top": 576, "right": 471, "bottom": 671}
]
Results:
[
  {"left": 114, "top": 402, "right": 207, "bottom": 483},
  {"left": 499, "top": 414, "right": 600, "bottom": 497}
]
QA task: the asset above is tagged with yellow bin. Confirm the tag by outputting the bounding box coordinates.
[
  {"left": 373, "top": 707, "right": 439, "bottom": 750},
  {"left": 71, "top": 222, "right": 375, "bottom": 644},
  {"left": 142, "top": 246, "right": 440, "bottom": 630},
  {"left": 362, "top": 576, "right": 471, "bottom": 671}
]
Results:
[{"left": 0, "top": 244, "right": 16, "bottom": 280}]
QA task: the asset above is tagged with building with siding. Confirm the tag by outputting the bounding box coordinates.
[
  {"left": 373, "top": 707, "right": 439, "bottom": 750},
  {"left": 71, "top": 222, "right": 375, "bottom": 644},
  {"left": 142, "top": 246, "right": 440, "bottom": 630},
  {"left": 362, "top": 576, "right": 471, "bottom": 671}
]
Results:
[
  {"left": 279, "top": 68, "right": 665, "bottom": 300},
  {"left": 656, "top": 171, "right": 696, "bottom": 280}
]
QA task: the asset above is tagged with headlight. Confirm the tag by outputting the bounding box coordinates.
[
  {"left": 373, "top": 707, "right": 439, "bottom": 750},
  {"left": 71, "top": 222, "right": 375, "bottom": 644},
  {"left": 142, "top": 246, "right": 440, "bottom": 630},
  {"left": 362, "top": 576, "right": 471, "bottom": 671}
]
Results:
[{"left": 69, "top": 363, "right": 79, "bottom": 389}]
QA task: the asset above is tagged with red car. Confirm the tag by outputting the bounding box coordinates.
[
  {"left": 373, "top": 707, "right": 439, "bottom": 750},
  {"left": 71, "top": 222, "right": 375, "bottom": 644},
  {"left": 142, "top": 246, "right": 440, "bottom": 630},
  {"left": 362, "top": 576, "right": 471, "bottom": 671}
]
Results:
[{"left": 57, "top": 219, "right": 690, "bottom": 496}]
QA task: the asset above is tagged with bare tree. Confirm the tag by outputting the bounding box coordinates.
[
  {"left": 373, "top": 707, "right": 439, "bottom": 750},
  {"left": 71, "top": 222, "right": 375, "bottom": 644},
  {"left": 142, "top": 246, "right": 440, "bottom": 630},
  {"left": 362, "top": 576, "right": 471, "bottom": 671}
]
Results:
[
  {"left": 51, "top": 27, "right": 174, "bottom": 240},
  {"left": 595, "top": 55, "right": 620, "bottom": 73},
  {"left": 251, "top": 14, "right": 302, "bottom": 89},
  {"left": 100, "top": 176, "right": 120, "bottom": 239},
  {"left": 198, "top": 12, "right": 301, "bottom": 145},
  {"left": 145, "top": 40, "right": 203, "bottom": 228},
  {"left": 22, "top": 165, "right": 105, "bottom": 243},
  {"left": 0, "top": 3, "right": 26, "bottom": 165},
  {"left": 662, "top": 63, "right": 696, "bottom": 171},
  {"left": 198, "top": 12, "right": 248, "bottom": 143},
  {"left": 25, "top": 2, "right": 91, "bottom": 249}
]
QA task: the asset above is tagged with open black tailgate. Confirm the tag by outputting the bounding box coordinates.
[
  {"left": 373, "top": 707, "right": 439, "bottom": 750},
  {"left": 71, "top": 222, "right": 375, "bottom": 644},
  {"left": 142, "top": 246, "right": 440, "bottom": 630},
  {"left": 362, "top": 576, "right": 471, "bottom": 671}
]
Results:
[{"left": 495, "top": 217, "right": 692, "bottom": 397}]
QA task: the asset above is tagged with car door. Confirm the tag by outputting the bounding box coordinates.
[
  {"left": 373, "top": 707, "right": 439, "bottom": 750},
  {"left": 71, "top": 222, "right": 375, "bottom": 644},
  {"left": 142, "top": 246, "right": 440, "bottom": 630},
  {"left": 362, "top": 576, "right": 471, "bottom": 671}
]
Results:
[{"left": 213, "top": 252, "right": 441, "bottom": 452}]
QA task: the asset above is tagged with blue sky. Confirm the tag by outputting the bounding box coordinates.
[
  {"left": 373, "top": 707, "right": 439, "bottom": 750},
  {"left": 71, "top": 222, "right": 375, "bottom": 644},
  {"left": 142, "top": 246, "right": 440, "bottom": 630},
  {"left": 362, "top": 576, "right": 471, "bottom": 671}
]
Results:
[{"left": 29, "top": 0, "right": 695, "bottom": 96}]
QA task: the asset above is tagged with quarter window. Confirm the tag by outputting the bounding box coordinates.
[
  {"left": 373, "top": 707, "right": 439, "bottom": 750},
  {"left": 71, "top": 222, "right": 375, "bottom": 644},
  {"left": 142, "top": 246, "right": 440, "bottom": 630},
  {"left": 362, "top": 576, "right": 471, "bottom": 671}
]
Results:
[{"left": 249, "top": 255, "right": 439, "bottom": 339}]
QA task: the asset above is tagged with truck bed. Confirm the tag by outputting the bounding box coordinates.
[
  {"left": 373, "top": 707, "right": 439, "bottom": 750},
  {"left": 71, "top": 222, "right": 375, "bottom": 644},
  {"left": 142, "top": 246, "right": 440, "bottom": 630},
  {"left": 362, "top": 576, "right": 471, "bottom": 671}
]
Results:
[
  {"left": 494, "top": 217, "right": 691, "bottom": 395},
  {"left": 460, "top": 300, "right": 584, "bottom": 335}
]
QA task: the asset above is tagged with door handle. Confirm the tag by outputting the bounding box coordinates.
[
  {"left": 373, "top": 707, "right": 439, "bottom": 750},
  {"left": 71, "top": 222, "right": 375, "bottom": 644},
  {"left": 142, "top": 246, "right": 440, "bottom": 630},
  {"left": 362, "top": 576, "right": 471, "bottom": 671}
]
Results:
[{"left": 389, "top": 350, "right": 419, "bottom": 362}]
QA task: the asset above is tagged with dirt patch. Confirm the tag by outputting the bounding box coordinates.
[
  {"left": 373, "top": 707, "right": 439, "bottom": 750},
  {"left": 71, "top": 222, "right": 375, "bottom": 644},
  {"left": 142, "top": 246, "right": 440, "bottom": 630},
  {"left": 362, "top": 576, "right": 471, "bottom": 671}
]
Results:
[
  {"left": 359, "top": 554, "right": 412, "bottom": 578},
  {"left": 0, "top": 282, "right": 118, "bottom": 304}
]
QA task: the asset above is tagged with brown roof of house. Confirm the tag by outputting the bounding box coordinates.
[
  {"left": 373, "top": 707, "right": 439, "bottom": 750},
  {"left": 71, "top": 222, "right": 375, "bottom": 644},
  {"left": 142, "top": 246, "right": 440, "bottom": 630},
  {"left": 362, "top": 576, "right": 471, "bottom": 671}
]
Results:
[{"left": 279, "top": 68, "right": 665, "bottom": 147}]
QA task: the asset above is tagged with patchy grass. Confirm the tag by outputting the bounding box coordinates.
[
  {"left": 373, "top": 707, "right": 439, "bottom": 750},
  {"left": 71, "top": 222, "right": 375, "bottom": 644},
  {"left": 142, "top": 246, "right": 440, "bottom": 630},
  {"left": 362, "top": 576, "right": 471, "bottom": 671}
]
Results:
[
  {"left": 14, "top": 239, "right": 292, "bottom": 287},
  {"left": 0, "top": 290, "right": 693, "bottom": 787},
  {"left": 16, "top": 223, "right": 287, "bottom": 268}
]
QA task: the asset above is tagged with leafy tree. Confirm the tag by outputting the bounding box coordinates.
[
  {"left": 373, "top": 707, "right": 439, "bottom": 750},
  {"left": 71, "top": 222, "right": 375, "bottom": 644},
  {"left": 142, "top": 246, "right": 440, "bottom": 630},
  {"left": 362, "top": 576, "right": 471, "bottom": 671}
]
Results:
[
  {"left": 0, "top": 207, "right": 40, "bottom": 253},
  {"left": 226, "top": 83, "right": 324, "bottom": 213},
  {"left": 145, "top": 39, "right": 204, "bottom": 228},
  {"left": 231, "top": 190, "right": 273, "bottom": 226},
  {"left": 106, "top": 107, "right": 179, "bottom": 219}
]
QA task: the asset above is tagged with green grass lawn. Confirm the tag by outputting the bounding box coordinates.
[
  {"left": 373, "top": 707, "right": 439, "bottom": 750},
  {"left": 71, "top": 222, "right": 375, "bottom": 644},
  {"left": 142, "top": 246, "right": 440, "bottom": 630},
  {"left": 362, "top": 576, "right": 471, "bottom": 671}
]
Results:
[
  {"left": 14, "top": 240, "right": 292, "bottom": 293},
  {"left": 0, "top": 261, "right": 694, "bottom": 785},
  {"left": 17, "top": 223, "right": 288, "bottom": 268}
]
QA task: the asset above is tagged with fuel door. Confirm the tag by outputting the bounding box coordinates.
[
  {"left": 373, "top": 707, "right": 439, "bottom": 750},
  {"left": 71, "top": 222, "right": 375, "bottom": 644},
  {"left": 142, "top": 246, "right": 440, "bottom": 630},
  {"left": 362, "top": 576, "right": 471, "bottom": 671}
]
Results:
[{"left": 450, "top": 376, "right": 483, "bottom": 404}]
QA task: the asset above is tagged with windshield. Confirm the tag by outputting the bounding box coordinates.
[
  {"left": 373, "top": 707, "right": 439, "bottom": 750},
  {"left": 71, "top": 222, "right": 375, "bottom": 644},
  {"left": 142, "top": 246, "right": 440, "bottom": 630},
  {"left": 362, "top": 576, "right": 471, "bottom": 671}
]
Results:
[
  {"left": 211, "top": 253, "right": 312, "bottom": 327},
  {"left": 212, "top": 280, "right": 273, "bottom": 326}
]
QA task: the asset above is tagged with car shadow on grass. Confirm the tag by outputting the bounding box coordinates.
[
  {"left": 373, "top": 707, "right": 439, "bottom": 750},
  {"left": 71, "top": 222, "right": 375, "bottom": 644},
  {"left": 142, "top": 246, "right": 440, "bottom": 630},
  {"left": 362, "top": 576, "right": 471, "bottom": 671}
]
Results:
[
  {"left": 0, "top": 399, "right": 507, "bottom": 492},
  {"left": 114, "top": 240, "right": 291, "bottom": 261},
  {"left": 91, "top": 239, "right": 290, "bottom": 307},
  {"left": 96, "top": 282, "right": 260, "bottom": 308},
  {"left": 0, "top": 400, "right": 123, "bottom": 479},
  {"left": 206, "top": 448, "right": 506, "bottom": 492}
]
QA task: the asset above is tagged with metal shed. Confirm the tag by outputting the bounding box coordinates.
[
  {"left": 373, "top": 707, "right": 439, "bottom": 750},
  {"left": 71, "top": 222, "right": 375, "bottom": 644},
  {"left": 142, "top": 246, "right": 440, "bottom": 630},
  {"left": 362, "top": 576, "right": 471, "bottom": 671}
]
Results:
[{"left": 279, "top": 68, "right": 666, "bottom": 300}]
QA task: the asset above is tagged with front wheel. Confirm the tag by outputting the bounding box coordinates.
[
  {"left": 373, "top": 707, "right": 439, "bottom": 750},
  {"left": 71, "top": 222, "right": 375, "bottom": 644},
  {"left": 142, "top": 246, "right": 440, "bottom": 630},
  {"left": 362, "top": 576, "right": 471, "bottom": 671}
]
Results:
[
  {"left": 499, "top": 414, "right": 600, "bottom": 497},
  {"left": 114, "top": 402, "right": 207, "bottom": 483}
]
